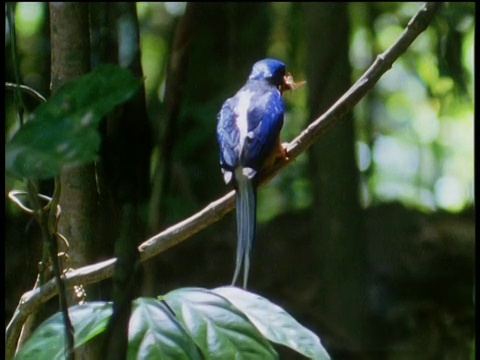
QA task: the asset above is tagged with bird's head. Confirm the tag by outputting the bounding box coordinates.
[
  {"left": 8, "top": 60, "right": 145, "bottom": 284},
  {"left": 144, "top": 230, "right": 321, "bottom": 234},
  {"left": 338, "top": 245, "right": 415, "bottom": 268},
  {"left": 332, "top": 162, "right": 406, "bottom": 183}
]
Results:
[{"left": 248, "top": 58, "right": 306, "bottom": 94}]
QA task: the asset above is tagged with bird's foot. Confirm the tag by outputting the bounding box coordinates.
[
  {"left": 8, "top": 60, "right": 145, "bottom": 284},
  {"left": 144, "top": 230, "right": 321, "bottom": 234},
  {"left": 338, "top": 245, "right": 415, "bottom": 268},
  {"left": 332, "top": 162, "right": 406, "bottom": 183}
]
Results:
[
  {"left": 271, "top": 142, "right": 290, "bottom": 166},
  {"left": 281, "top": 142, "right": 290, "bottom": 162}
]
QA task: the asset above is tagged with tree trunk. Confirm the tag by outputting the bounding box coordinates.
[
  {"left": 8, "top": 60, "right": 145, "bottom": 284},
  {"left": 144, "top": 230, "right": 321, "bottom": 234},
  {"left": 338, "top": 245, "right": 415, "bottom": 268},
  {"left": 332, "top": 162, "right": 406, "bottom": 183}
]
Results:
[
  {"left": 50, "top": 3, "right": 101, "bottom": 358},
  {"left": 304, "top": 3, "right": 370, "bottom": 356},
  {"left": 50, "top": 2, "right": 97, "bottom": 276}
]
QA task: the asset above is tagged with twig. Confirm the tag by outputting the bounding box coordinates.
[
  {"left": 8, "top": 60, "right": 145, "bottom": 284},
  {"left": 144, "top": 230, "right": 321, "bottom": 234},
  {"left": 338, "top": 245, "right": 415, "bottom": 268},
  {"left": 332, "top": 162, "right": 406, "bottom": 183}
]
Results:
[
  {"left": 5, "top": 259, "right": 117, "bottom": 358},
  {"left": 5, "top": 2, "right": 442, "bottom": 355},
  {"left": 27, "top": 180, "right": 75, "bottom": 358},
  {"left": 5, "top": 82, "right": 47, "bottom": 103}
]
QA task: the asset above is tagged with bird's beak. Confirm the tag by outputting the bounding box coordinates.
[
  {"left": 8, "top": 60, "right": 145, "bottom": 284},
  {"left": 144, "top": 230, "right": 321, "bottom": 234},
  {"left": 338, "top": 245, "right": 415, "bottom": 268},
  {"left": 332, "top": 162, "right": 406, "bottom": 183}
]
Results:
[{"left": 281, "top": 73, "right": 306, "bottom": 94}]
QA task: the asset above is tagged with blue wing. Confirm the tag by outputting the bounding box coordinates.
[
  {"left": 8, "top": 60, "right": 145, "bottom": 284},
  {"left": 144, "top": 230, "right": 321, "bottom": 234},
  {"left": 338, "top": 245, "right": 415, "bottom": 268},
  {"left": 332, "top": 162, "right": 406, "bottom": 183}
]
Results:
[
  {"left": 216, "top": 82, "right": 284, "bottom": 184},
  {"left": 242, "top": 87, "right": 284, "bottom": 172},
  {"left": 216, "top": 97, "right": 239, "bottom": 182}
]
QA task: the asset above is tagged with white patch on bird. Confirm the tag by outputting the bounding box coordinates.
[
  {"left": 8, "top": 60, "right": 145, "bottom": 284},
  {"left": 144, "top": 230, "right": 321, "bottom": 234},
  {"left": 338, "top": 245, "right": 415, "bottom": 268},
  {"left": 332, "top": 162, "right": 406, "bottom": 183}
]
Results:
[
  {"left": 242, "top": 167, "right": 255, "bottom": 179},
  {"left": 222, "top": 169, "right": 233, "bottom": 184},
  {"left": 236, "top": 90, "right": 254, "bottom": 154}
]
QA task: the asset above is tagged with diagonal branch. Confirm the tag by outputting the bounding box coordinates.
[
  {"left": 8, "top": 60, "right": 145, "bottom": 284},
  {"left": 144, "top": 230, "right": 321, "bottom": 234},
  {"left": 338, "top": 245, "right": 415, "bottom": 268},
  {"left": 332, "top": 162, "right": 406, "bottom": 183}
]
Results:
[{"left": 6, "top": 2, "right": 442, "bottom": 354}]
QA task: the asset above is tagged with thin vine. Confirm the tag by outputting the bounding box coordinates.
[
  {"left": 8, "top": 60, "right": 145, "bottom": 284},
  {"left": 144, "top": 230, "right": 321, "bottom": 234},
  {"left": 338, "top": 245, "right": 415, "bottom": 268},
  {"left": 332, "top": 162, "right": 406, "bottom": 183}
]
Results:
[{"left": 6, "top": 6, "right": 78, "bottom": 356}]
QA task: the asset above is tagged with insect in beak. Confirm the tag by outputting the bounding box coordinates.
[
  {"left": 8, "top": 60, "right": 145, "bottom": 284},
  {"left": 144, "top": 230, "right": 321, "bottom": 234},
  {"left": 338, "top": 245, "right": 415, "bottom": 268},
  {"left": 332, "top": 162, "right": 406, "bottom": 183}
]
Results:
[{"left": 281, "top": 73, "right": 306, "bottom": 94}]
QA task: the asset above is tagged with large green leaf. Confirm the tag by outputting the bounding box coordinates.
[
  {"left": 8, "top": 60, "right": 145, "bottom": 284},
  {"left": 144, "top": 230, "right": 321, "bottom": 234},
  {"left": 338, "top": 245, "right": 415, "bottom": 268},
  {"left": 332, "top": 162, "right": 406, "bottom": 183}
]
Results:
[
  {"left": 163, "top": 287, "right": 278, "bottom": 359},
  {"left": 127, "top": 297, "right": 201, "bottom": 360},
  {"left": 15, "top": 302, "right": 112, "bottom": 360},
  {"left": 6, "top": 64, "right": 141, "bottom": 179},
  {"left": 14, "top": 298, "right": 201, "bottom": 360},
  {"left": 15, "top": 289, "right": 329, "bottom": 360},
  {"left": 214, "top": 286, "right": 330, "bottom": 360}
]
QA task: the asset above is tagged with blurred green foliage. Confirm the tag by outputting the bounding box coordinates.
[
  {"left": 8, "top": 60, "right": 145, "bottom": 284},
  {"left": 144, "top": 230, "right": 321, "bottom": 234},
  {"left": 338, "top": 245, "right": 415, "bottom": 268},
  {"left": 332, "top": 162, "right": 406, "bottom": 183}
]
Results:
[
  {"left": 6, "top": 65, "right": 141, "bottom": 179},
  {"left": 349, "top": 3, "right": 474, "bottom": 213}
]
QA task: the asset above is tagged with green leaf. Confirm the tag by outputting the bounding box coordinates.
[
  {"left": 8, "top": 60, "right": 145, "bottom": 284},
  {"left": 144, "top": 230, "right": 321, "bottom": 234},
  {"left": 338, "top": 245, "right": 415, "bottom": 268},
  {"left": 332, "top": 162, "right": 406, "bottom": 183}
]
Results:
[
  {"left": 15, "top": 290, "right": 329, "bottom": 360},
  {"left": 15, "top": 298, "right": 201, "bottom": 360},
  {"left": 213, "top": 286, "right": 330, "bottom": 360},
  {"left": 128, "top": 297, "right": 201, "bottom": 360},
  {"left": 15, "top": 302, "right": 112, "bottom": 360},
  {"left": 6, "top": 64, "right": 142, "bottom": 179},
  {"left": 163, "top": 287, "right": 278, "bottom": 360}
]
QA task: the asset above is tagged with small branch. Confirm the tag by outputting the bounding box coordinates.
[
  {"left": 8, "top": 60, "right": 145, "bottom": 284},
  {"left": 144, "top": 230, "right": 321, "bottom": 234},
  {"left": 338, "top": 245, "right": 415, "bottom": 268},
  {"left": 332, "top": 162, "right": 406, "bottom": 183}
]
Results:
[
  {"left": 5, "top": 2, "right": 442, "bottom": 355},
  {"left": 139, "top": 191, "right": 236, "bottom": 261},
  {"left": 5, "top": 82, "right": 47, "bottom": 103},
  {"left": 5, "top": 258, "right": 117, "bottom": 358},
  {"left": 8, "top": 180, "right": 75, "bottom": 360}
]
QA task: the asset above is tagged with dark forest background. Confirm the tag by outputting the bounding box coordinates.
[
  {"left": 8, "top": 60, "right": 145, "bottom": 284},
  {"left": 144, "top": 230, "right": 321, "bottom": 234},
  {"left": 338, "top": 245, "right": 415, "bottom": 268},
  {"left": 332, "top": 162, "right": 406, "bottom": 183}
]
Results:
[{"left": 5, "top": 3, "right": 474, "bottom": 359}]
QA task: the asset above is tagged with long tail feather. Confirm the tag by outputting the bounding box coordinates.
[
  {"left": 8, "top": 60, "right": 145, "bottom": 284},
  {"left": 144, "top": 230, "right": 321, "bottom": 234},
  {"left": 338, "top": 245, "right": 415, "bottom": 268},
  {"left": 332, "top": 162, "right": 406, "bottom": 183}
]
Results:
[{"left": 232, "top": 170, "right": 257, "bottom": 289}]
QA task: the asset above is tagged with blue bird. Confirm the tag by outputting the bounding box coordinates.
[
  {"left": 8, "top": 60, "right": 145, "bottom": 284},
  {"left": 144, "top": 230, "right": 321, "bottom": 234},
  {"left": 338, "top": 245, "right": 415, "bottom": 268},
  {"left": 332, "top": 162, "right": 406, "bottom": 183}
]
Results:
[{"left": 216, "top": 58, "right": 302, "bottom": 288}]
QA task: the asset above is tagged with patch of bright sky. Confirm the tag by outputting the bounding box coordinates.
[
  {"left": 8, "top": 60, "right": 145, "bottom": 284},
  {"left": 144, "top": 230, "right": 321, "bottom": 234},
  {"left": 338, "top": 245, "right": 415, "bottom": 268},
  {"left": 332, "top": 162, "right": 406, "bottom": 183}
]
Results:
[
  {"left": 434, "top": 176, "right": 466, "bottom": 211},
  {"left": 356, "top": 141, "right": 371, "bottom": 172},
  {"left": 438, "top": 113, "right": 473, "bottom": 151},
  {"left": 411, "top": 104, "right": 440, "bottom": 144},
  {"left": 374, "top": 180, "right": 417, "bottom": 203},
  {"left": 384, "top": 92, "right": 415, "bottom": 128},
  {"left": 398, "top": 2, "right": 424, "bottom": 18},
  {"left": 118, "top": 16, "right": 137, "bottom": 68},
  {"left": 373, "top": 135, "right": 420, "bottom": 180},
  {"left": 416, "top": 146, "right": 438, "bottom": 187},
  {"left": 377, "top": 61, "right": 425, "bottom": 98},
  {"left": 350, "top": 28, "right": 373, "bottom": 73},
  {"left": 164, "top": 2, "right": 186, "bottom": 17}
]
